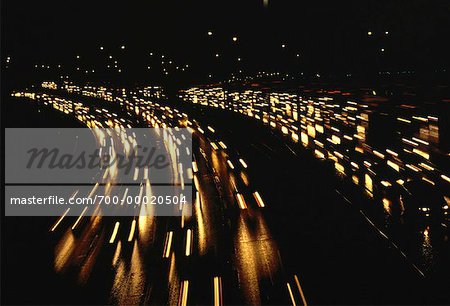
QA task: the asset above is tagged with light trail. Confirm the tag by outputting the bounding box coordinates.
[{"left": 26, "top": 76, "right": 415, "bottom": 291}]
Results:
[
  {"left": 50, "top": 208, "right": 70, "bottom": 232},
  {"left": 253, "top": 191, "right": 266, "bottom": 207},
  {"left": 213, "top": 276, "right": 223, "bottom": 306},
  {"left": 287, "top": 282, "right": 297, "bottom": 306},
  {"left": 294, "top": 274, "right": 308, "bottom": 306},
  {"left": 239, "top": 158, "right": 248, "bottom": 168},
  {"left": 127, "top": 219, "right": 136, "bottom": 242},
  {"left": 163, "top": 231, "right": 174, "bottom": 258},
  {"left": 227, "top": 160, "right": 235, "bottom": 169},
  {"left": 178, "top": 280, "right": 189, "bottom": 306},
  {"left": 185, "top": 229, "right": 192, "bottom": 256},
  {"left": 236, "top": 193, "right": 247, "bottom": 209},
  {"left": 109, "top": 222, "right": 120, "bottom": 244},
  {"left": 71, "top": 206, "right": 88, "bottom": 230}
]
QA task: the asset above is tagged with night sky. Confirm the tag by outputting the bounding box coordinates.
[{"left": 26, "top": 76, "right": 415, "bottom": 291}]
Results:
[{"left": 2, "top": 0, "right": 450, "bottom": 84}]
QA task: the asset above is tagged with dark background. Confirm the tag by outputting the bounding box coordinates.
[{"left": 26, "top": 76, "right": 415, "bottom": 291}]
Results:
[{"left": 2, "top": 0, "right": 450, "bottom": 86}]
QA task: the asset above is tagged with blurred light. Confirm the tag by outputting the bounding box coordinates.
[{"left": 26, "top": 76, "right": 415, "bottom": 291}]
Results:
[
  {"left": 232, "top": 36, "right": 238, "bottom": 42},
  {"left": 368, "top": 31, "right": 373, "bottom": 36},
  {"left": 121, "top": 45, "right": 126, "bottom": 50},
  {"left": 208, "top": 31, "right": 213, "bottom": 36},
  {"left": 441, "top": 174, "right": 450, "bottom": 183},
  {"left": 109, "top": 222, "right": 120, "bottom": 244},
  {"left": 253, "top": 192, "right": 265, "bottom": 208},
  {"left": 239, "top": 159, "right": 248, "bottom": 168}
]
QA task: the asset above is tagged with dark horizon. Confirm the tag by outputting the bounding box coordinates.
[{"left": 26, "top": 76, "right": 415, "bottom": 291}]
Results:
[{"left": 3, "top": 0, "right": 450, "bottom": 86}]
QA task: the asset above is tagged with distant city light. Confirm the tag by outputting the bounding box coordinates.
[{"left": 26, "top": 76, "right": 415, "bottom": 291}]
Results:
[
  {"left": 215, "top": 53, "right": 220, "bottom": 57},
  {"left": 100, "top": 46, "right": 104, "bottom": 50},
  {"left": 76, "top": 55, "right": 80, "bottom": 59},
  {"left": 385, "top": 31, "right": 389, "bottom": 35},
  {"left": 368, "top": 31, "right": 372, "bottom": 36},
  {"left": 282, "top": 44, "right": 286, "bottom": 48},
  {"left": 121, "top": 45, "right": 125, "bottom": 50},
  {"left": 207, "top": 31, "right": 213, "bottom": 36},
  {"left": 381, "top": 48, "right": 385, "bottom": 52},
  {"left": 232, "top": 36, "right": 238, "bottom": 42}
]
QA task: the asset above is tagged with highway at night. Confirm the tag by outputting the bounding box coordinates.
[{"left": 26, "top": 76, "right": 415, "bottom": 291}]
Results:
[
  {"left": 2, "top": 1, "right": 450, "bottom": 305},
  {"left": 3, "top": 81, "right": 448, "bottom": 304}
]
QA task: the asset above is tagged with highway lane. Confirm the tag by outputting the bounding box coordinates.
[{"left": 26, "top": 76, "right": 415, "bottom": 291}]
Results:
[
  {"left": 7, "top": 84, "right": 449, "bottom": 305},
  {"left": 130, "top": 90, "right": 301, "bottom": 305},
  {"left": 189, "top": 129, "right": 290, "bottom": 305},
  {"left": 6, "top": 90, "right": 308, "bottom": 305},
  {"left": 5, "top": 94, "right": 189, "bottom": 305},
  {"left": 166, "top": 102, "right": 444, "bottom": 304}
]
